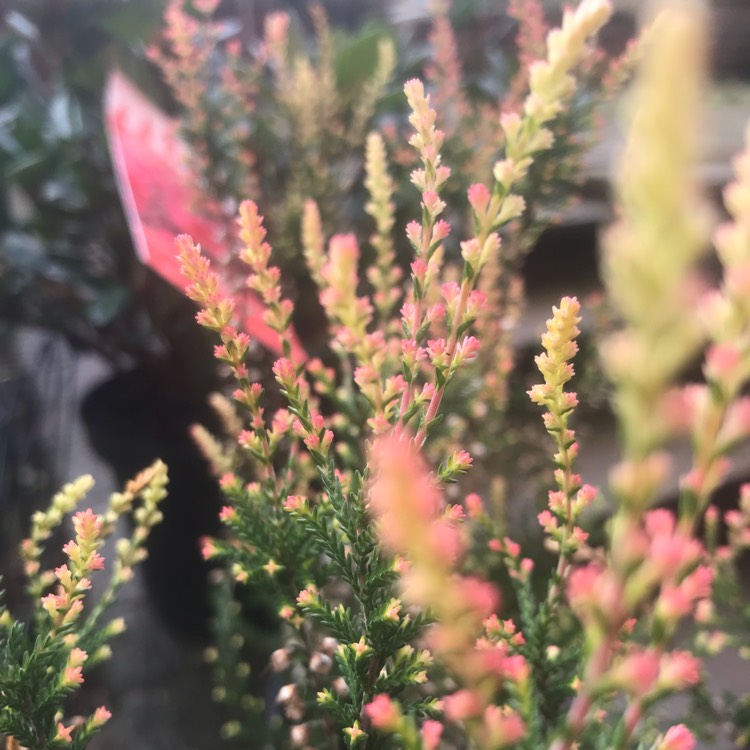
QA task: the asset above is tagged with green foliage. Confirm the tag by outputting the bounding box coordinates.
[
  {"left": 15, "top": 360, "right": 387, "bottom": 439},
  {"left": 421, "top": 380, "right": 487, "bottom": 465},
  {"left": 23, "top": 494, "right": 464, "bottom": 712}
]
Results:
[
  {"left": 0, "top": 0, "right": 165, "bottom": 359},
  {"left": 0, "top": 461, "right": 168, "bottom": 749}
]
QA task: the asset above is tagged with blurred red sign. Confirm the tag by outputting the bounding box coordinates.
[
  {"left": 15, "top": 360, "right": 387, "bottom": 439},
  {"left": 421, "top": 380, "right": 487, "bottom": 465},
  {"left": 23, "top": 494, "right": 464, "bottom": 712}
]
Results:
[{"left": 104, "top": 70, "right": 305, "bottom": 360}]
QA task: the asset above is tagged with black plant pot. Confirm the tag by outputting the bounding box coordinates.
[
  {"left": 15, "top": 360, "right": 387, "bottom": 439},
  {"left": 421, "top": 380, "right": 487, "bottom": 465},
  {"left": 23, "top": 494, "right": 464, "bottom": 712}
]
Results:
[{"left": 81, "top": 360, "right": 222, "bottom": 637}]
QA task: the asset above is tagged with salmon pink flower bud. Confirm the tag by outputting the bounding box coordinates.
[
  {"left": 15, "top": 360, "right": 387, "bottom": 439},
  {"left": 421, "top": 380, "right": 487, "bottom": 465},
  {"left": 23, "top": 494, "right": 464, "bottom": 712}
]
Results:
[
  {"left": 455, "top": 336, "right": 480, "bottom": 363},
  {"left": 262, "top": 559, "right": 282, "bottom": 576},
  {"left": 456, "top": 576, "right": 500, "bottom": 618},
  {"left": 421, "top": 720, "right": 443, "bottom": 750},
  {"left": 444, "top": 689, "right": 483, "bottom": 721},
  {"left": 444, "top": 504, "right": 465, "bottom": 522},
  {"left": 273, "top": 358, "right": 297, "bottom": 389},
  {"left": 460, "top": 238, "right": 482, "bottom": 268},
  {"left": 481, "top": 705, "right": 525, "bottom": 746},
  {"left": 576, "top": 484, "right": 597, "bottom": 509},
  {"left": 493, "top": 158, "right": 518, "bottom": 189},
  {"left": 500, "top": 112, "right": 522, "bottom": 143},
  {"left": 719, "top": 397, "right": 750, "bottom": 445},
  {"left": 406, "top": 221, "right": 422, "bottom": 248},
  {"left": 659, "top": 725, "right": 696, "bottom": 750},
  {"left": 364, "top": 694, "right": 402, "bottom": 732},
  {"left": 200, "top": 537, "right": 219, "bottom": 560},
  {"left": 465, "top": 290, "right": 487, "bottom": 319},
  {"left": 63, "top": 666, "right": 84, "bottom": 687},
  {"left": 55, "top": 564, "right": 73, "bottom": 588},
  {"left": 350, "top": 637, "right": 372, "bottom": 659},
  {"left": 464, "top": 493, "right": 484, "bottom": 518},
  {"left": 86, "top": 551, "right": 105, "bottom": 572},
  {"left": 422, "top": 190, "right": 445, "bottom": 217},
  {"left": 450, "top": 449, "right": 473, "bottom": 472},
  {"left": 496, "top": 194, "right": 526, "bottom": 225},
  {"left": 503, "top": 537, "right": 521, "bottom": 558},
  {"left": 679, "top": 565, "right": 713, "bottom": 601},
  {"left": 441, "top": 282, "right": 461, "bottom": 304},
  {"left": 607, "top": 649, "right": 660, "bottom": 694},
  {"left": 705, "top": 343, "right": 741, "bottom": 384},
  {"left": 468, "top": 183, "right": 491, "bottom": 216},
  {"left": 62, "top": 599, "right": 84, "bottom": 624},
  {"left": 383, "top": 598, "right": 402, "bottom": 622},
  {"left": 55, "top": 723, "right": 74, "bottom": 743},
  {"left": 432, "top": 219, "right": 451, "bottom": 242},
  {"left": 219, "top": 473, "right": 238, "bottom": 491},
  {"left": 91, "top": 706, "right": 112, "bottom": 728},
  {"left": 344, "top": 722, "right": 364, "bottom": 743},
  {"left": 428, "top": 338, "right": 449, "bottom": 368},
  {"left": 504, "top": 654, "right": 530, "bottom": 683},
  {"left": 218, "top": 505, "right": 236, "bottom": 523},
  {"left": 411, "top": 258, "right": 428, "bottom": 282},
  {"left": 570, "top": 527, "right": 589, "bottom": 546},
  {"left": 538, "top": 510, "right": 558, "bottom": 533},
  {"left": 284, "top": 495, "right": 308, "bottom": 513},
  {"left": 296, "top": 585, "right": 318, "bottom": 608},
  {"left": 279, "top": 605, "right": 294, "bottom": 620},
  {"left": 435, "top": 165, "right": 451, "bottom": 186},
  {"left": 656, "top": 587, "right": 692, "bottom": 622},
  {"left": 657, "top": 651, "right": 702, "bottom": 690},
  {"left": 568, "top": 564, "right": 623, "bottom": 626},
  {"left": 427, "top": 303, "right": 446, "bottom": 324},
  {"left": 429, "top": 522, "right": 463, "bottom": 564},
  {"left": 547, "top": 491, "right": 565, "bottom": 513},
  {"left": 68, "top": 647, "right": 87, "bottom": 668}
]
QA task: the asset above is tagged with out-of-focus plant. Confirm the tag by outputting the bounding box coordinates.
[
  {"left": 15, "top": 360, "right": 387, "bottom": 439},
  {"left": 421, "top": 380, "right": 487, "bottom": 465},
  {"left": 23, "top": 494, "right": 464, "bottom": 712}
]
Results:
[
  {"left": 0, "top": 0, "right": 167, "bottom": 362},
  {"left": 147, "top": 0, "right": 636, "bottom": 495},
  {"left": 146, "top": 0, "right": 397, "bottom": 265},
  {"left": 0, "top": 460, "right": 168, "bottom": 750}
]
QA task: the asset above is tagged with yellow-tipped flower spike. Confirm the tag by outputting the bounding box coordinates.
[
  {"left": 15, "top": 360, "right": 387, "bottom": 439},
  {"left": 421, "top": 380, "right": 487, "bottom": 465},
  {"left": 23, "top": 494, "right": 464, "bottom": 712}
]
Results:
[{"left": 602, "top": 0, "right": 711, "bottom": 461}]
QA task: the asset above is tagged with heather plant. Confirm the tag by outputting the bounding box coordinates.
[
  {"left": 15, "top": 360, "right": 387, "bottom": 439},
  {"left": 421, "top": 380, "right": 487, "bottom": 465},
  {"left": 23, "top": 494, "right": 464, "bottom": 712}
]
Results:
[
  {"left": 147, "top": 0, "right": 396, "bottom": 258},
  {"left": 148, "top": 0, "right": 636, "bottom": 494},
  {"left": 168, "top": 1, "right": 750, "bottom": 749},
  {"left": 0, "top": 461, "right": 168, "bottom": 750}
]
